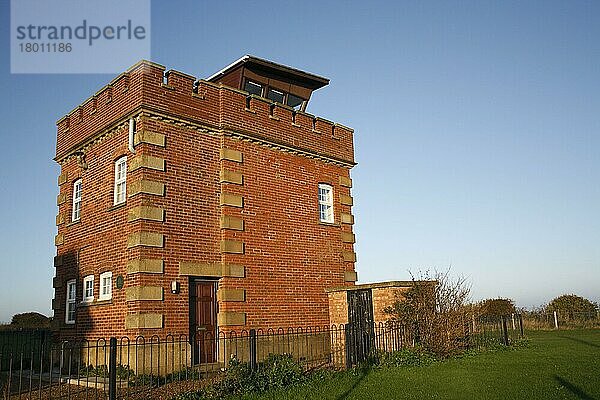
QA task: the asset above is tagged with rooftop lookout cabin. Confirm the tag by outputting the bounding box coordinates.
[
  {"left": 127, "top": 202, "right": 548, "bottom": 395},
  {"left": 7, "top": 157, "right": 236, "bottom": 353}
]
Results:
[{"left": 207, "top": 55, "right": 330, "bottom": 112}]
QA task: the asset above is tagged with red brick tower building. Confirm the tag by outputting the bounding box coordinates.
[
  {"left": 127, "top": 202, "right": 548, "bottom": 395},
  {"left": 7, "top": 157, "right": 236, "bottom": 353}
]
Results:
[{"left": 52, "top": 56, "right": 357, "bottom": 344}]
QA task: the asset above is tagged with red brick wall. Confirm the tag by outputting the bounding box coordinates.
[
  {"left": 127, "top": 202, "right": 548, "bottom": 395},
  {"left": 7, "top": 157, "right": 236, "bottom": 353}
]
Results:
[
  {"left": 218, "top": 137, "right": 354, "bottom": 329},
  {"left": 53, "top": 125, "right": 134, "bottom": 339},
  {"left": 122, "top": 117, "right": 222, "bottom": 338},
  {"left": 328, "top": 291, "right": 349, "bottom": 326},
  {"left": 372, "top": 287, "right": 409, "bottom": 323}
]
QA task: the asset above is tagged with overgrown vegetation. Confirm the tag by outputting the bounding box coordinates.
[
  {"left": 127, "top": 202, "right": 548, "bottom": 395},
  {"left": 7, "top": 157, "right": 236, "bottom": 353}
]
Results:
[{"left": 383, "top": 270, "right": 472, "bottom": 357}]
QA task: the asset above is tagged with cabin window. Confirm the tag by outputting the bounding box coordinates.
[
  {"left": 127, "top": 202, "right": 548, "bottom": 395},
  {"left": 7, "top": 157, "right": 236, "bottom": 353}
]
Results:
[
  {"left": 267, "top": 88, "right": 285, "bottom": 104},
  {"left": 287, "top": 93, "right": 304, "bottom": 109},
  {"left": 244, "top": 81, "right": 263, "bottom": 96}
]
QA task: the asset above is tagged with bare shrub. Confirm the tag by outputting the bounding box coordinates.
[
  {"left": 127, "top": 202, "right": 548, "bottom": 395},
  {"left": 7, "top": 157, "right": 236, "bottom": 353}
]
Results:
[{"left": 383, "top": 269, "right": 471, "bottom": 357}]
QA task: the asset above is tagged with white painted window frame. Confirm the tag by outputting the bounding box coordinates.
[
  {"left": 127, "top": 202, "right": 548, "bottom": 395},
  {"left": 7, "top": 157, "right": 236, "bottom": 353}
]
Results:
[
  {"left": 65, "top": 279, "right": 76, "bottom": 324},
  {"left": 72, "top": 179, "right": 82, "bottom": 222},
  {"left": 82, "top": 275, "right": 94, "bottom": 303},
  {"left": 318, "top": 183, "right": 334, "bottom": 223},
  {"left": 99, "top": 271, "right": 112, "bottom": 301},
  {"left": 113, "top": 156, "right": 127, "bottom": 205}
]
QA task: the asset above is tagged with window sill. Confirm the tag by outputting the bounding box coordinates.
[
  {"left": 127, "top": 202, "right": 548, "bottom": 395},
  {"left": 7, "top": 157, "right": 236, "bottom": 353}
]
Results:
[
  {"left": 97, "top": 298, "right": 112, "bottom": 304},
  {"left": 80, "top": 299, "right": 94, "bottom": 306},
  {"left": 79, "top": 299, "right": 112, "bottom": 307},
  {"left": 319, "top": 221, "right": 340, "bottom": 228},
  {"left": 107, "top": 202, "right": 127, "bottom": 212},
  {"left": 66, "top": 220, "right": 81, "bottom": 227}
]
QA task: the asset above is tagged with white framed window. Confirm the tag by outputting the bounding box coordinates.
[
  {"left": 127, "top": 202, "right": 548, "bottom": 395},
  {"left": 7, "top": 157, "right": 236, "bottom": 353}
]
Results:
[
  {"left": 82, "top": 275, "right": 94, "bottom": 302},
  {"left": 65, "top": 279, "right": 76, "bottom": 324},
  {"left": 99, "top": 271, "right": 112, "bottom": 301},
  {"left": 318, "top": 183, "right": 334, "bottom": 223},
  {"left": 72, "top": 179, "right": 82, "bottom": 222},
  {"left": 113, "top": 156, "right": 127, "bottom": 205}
]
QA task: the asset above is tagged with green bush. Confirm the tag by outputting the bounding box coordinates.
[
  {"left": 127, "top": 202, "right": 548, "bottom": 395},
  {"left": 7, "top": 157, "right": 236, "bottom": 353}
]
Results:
[
  {"left": 256, "top": 353, "right": 305, "bottom": 390},
  {"left": 374, "top": 348, "right": 438, "bottom": 368},
  {"left": 546, "top": 294, "right": 598, "bottom": 319},
  {"left": 174, "top": 354, "right": 306, "bottom": 399},
  {"left": 79, "top": 364, "right": 108, "bottom": 378},
  {"left": 79, "top": 364, "right": 135, "bottom": 380}
]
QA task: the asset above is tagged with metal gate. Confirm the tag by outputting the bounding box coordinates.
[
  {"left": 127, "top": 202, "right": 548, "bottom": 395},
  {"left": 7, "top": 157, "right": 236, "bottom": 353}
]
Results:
[{"left": 345, "top": 289, "right": 375, "bottom": 367}]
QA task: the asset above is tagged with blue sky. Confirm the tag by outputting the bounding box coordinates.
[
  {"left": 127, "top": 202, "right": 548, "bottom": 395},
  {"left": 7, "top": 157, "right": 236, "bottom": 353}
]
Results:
[{"left": 0, "top": 0, "right": 598, "bottom": 322}]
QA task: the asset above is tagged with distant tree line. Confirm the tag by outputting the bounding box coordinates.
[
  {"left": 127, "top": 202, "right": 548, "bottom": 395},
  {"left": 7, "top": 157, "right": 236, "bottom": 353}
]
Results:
[
  {"left": 475, "top": 294, "right": 598, "bottom": 319},
  {"left": 0, "top": 312, "right": 51, "bottom": 330}
]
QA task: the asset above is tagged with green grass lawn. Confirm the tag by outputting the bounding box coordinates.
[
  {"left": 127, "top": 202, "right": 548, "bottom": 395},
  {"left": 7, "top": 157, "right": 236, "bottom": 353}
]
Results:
[{"left": 234, "top": 329, "right": 600, "bottom": 400}]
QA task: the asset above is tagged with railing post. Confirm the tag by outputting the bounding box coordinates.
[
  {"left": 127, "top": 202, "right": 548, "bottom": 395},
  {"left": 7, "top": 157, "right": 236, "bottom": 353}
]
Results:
[
  {"left": 501, "top": 316, "right": 509, "bottom": 346},
  {"left": 519, "top": 314, "right": 524, "bottom": 337},
  {"left": 553, "top": 311, "right": 559, "bottom": 330},
  {"left": 249, "top": 329, "right": 257, "bottom": 372},
  {"left": 344, "top": 324, "right": 352, "bottom": 369},
  {"left": 511, "top": 313, "right": 516, "bottom": 330},
  {"left": 108, "top": 337, "right": 117, "bottom": 400}
]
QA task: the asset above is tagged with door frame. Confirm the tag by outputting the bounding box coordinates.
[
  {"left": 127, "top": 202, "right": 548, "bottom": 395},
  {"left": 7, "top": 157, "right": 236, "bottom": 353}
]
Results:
[{"left": 189, "top": 277, "right": 219, "bottom": 364}]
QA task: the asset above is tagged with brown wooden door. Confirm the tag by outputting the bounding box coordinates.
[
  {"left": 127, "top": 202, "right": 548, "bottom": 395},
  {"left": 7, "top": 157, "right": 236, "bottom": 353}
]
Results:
[{"left": 190, "top": 280, "right": 217, "bottom": 364}]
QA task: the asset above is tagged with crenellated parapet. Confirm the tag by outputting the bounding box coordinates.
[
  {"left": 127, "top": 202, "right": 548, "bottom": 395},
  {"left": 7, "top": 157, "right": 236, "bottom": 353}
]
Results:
[{"left": 55, "top": 60, "right": 355, "bottom": 165}]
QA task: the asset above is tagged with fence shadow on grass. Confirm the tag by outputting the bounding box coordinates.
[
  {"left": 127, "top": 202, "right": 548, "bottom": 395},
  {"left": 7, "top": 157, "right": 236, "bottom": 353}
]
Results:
[
  {"left": 335, "top": 366, "right": 371, "bottom": 400},
  {"left": 554, "top": 375, "right": 596, "bottom": 400},
  {"left": 557, "top": 335, "right": 600, "bottom": 350}
]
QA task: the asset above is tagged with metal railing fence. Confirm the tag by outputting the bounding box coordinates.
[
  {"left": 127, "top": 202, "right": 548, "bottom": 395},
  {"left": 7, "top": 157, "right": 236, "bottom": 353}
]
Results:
[{"left": 1, "top": 317, "right": 521, "bottom": 400}]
